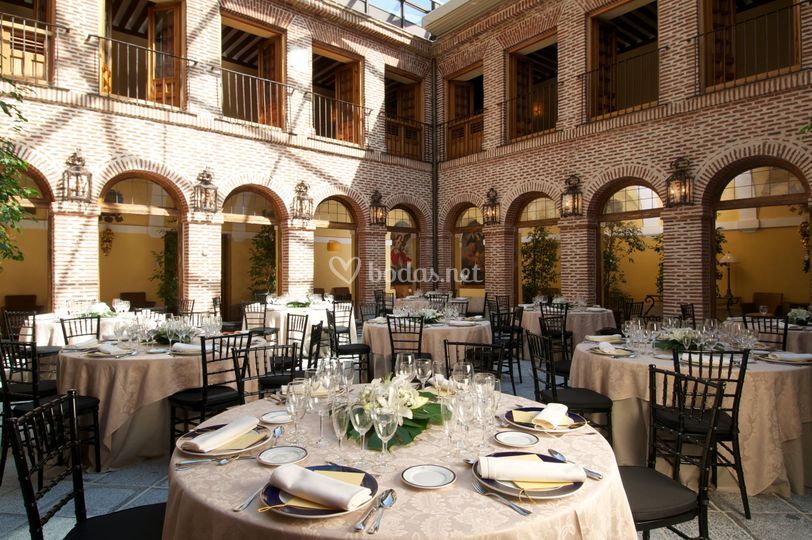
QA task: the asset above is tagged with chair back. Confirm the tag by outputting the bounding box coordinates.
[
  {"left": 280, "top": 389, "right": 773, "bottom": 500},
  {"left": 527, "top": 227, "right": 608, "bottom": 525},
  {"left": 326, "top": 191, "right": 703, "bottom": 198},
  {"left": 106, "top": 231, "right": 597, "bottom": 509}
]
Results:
[
  {"left": 373, "top": 290, "right": 394, "bottom": 316},
  {"left": 285, "top": 312, "right": 309, "bottom": 350},
  {"left": 332, "top": 302, "right": 353, "bottom": 331},
  {"left": 448, "top": 298, "right": 469, "bottom": 316},
  {"left": 647, "top": 365, "right": 725, "bottom": 494},
  {"left": 623, "top": 300, "right": 644, "bottom": 322},
  {"left": 307, "top": 322, "right": 323, "bottom": 368},
  {"left": 673, "top": 349, "right": 748, "bottom": 426},
  {"left": 253, "top": 291, "right": 268, "bottom": 303},
  {"left": 59, "top": 316, "right": 100, "bottom": 345},
  {"left": 742, "top": 315, "right": 788, "bottom": 350},
  {"left": 485, "top": 295, "right": 499, "bottom": 318},
  {"left": 199, "top": 332, "right": 253, "bottom": 405},
  {"left": 178, "top": 298, "right": 195, "bottom": 314},
  {"left": 428, "top": 293, "right": 449, "bottom": 311},
  {"left": 331, "top": 287, "right": 352, "bottom": 302},
  {"left": 235, "top": 343, "right": 299, "bottom": 400},
  {"left": 680, "top": 303, "right": 696, "bottom": 329},
  {"left": 359, "top": 302, "right": 378, "bottom": 323},
  {"left": 178, "top": 311, "right": 216, "bottom": 329},
  {"left": 488, "top": 310, "right": 512, "bottom": 343},
  {"left": 538, "top": 313, "right": 566, "bottom": 337},
  {"left": 526, "top": 331, "right": 556, "bottom": 402},
  {"left": 242, "top": 302, "right": 269, "bottom": 331},
  {"left": 386, "top": 316, "right": 424, "bottom": 358},
  {"left": 0, "top": 341, "right": 45, "bottom": 406},
  {"left": 443, "top": 340, "right": 504, "bottom": 379},
  {"left": 3, "top": 309, "right": 36, "bottom": 342},
  {"left": 8, "top": 391, "right": 87, "bottom": 540},
  {"left": 542, "top": 302, "right": 568, "bottom": 319}
]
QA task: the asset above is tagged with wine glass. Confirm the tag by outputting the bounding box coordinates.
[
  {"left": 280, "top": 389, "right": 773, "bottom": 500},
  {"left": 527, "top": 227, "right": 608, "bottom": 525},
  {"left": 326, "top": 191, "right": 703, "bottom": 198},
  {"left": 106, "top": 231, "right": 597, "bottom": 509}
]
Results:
[
  {"left": 329, "top": 396, "right": 351, "bottom": 461},
  {"left": 451, "top": 361, "right": 474, "bottom": 390},
  {"left": 286, "top": 380, "right": 309, "bottom": 445},
  {"left": 340, "top": 360, "right": 355, "bottom": 392},
  {"left": 452, "top": 390, "right": 476, "bottom": 458},
  {"left": 416, "top": 359, "right": 433, "bottom": 390},
  {"left": 308, "top": 375, "right": 331, "bottom": 448},
  {"left": 394, "top": 353, "right": 415, "bottom": 383},
  {"left": 473, "top": 372, "right": 495, "bottom": 397},
  {"left": 758, "top": 305, "right": 769, "bottom": 316},
  {"left": 438, "top": 397, "right": 456, "bottom": 458},
  {"left": 350, "top": 403, "right": 373, "bottom": 467},
  {"left": 372, "top": 407, "right": 398, "bottom": 474}
]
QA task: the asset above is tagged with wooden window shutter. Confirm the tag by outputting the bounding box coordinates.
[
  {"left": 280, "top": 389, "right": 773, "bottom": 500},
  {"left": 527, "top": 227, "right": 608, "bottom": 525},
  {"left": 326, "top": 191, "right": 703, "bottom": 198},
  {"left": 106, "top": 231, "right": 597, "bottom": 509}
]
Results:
[
  {"left": 148, "top": 2, "right": 182, "bottom": 107},
  {"left": 510, "top": 55, "right": 531, "bottom": 138},
  {"left": 335, "top": 62, "right": 360, "bottom": 143},
  {"left": 705, "top": 0, "right": 735, "bottom": 86},
  {"left": 257, "top": 39, "right": 281, "bottom": 127},
  {"left": 591, "top": 19, "right": 616, "bottom": 117}
]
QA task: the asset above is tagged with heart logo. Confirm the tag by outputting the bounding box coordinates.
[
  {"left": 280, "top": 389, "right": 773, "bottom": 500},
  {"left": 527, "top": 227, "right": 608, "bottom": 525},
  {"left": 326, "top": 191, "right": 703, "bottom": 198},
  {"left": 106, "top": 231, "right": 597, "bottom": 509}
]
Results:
[{"left": 328, "top": 256, "right": 361, "bottom": 285}]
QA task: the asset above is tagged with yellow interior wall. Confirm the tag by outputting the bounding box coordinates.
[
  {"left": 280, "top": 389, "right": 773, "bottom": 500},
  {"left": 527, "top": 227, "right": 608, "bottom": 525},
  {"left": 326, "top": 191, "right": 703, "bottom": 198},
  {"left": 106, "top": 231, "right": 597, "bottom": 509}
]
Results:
[
  {"left": 224, "top": 223, "right": 259, "bottom": 305},
  {"left": 313, "top": 228, "right": 355, "bottom": 293},
  {"left": 0, "top": 211, "right": 49, "bottom": 310},
  {"left": 99, "top": 215, "right": 173, "bottom": 305},
  {"left": 614, "top": 235, "right": 660, "bottom": 301}
]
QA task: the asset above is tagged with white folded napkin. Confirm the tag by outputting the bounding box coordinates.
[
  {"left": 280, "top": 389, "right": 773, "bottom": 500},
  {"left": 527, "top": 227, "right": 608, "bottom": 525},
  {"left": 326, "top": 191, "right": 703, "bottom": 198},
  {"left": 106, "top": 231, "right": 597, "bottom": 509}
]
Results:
[
  {"left": 587, "top": 334, "right": 622, "bottom": 342},
  {"left": 598, "top": 341, "right": 618, "bottom": 355},
  {"left": 429, "top": 373, "right": 458, "bottom": 392},
  {"left": 171, "top": 343, "right": 201, "bottom": 354},
  {"left": 478, "top": 456, "right": 585, "bottom": 483},
  {"left": 67, "top": 337, "right": 99, "bottom": 350},
  {"left": 766, "top": 351, "right": 812, "bottom": 363},
  {"left": 586, "top": 307, "right": 605, "bottom": 312},
  {"left": 369, "top": 317, "right": 387, "bottom": 324},
  {"left": 97, "top": 343, "right": 127, "bottom": 356},
  {"left": 181, "top": 416, "right": 259, "bottom": 453},
  {"left": 101, "top": 333, "right": 117, "bottom": 341},
  {"left": 532, "top": 403, "right": 570, "bottom": 429},
  {"left": 269, "top": 463, "right": 372, "bottom": 511}
]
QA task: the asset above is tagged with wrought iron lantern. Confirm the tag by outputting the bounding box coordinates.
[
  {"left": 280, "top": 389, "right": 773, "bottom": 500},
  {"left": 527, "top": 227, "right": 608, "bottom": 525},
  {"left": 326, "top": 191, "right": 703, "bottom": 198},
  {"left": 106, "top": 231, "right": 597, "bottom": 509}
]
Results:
[
  {"left": 192, "top": 168, "right": 218, "bottom": 213},
  {"left": 482, "top": 187, "right": 501, "bottom": 225},
  {"left": 665, "top": 156, "right": 694, "bottom": 207},
  {"left": 369, "top": 190, "right": 387, "bottom": 226},
  {"left": 60, "top": 149, "right": 91, "bottom": 201},
  {"left": 291, "top": 180, "right": 314, "bottom": 222},
  {"left": 560, "top": 175, "right": 583, "bottom": 217}
]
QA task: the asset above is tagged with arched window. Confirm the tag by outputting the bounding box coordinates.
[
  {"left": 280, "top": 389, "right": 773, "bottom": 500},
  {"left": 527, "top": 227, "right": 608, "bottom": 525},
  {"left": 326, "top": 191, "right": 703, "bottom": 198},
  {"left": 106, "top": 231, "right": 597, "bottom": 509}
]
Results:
[
  {"left": 718, "top": 166, "right": 806, "bottom": 207},
  {"left": 516, "top": 196, "right": 560, "bottom": 302},
  {"left": 602, "top": 185, "right": 663, "bottom": 218},
  {"left": 314, "top": 199, "right": 355, "bottom": 225},
  {"left": 314, "top": 198, "right": 357, "bottom": 299},
  {"left": 453, "top": 205, "right": 484, "bottom": 289},
  {"left": 387, "top": 207, "right": 419, "bottom": 296}
]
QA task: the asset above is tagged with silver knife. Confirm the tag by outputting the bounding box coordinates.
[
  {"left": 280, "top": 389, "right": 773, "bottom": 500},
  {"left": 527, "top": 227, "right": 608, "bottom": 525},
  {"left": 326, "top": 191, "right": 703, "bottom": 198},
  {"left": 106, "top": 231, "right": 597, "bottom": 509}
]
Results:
[{"left": 232, "top": 485, "right": 264, "bottom": 512}]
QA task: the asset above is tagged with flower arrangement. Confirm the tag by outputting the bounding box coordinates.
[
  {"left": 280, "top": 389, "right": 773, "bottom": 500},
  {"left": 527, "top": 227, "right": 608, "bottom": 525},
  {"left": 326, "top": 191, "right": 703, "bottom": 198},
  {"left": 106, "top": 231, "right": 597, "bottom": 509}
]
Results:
[
  {"left": 77, "top": 302, "right": 116, "bottom": 318},
  {"left": 349, "top": 376, "right": 441, "bottom": 450},
  {"left": 655, "top": 327, "right": 701, "bottom": 350},
  {"left": 552, "top": 296, "right": 567, "bottom": 304},
  {"left": 285, "top": 300, "right": 311, "bottom": 308},
  {"left": 788, "top": 308, "right": 811, "bottom": 325},
  {"left": 414, "top": 308, "right": 442, "bottom": 324}
]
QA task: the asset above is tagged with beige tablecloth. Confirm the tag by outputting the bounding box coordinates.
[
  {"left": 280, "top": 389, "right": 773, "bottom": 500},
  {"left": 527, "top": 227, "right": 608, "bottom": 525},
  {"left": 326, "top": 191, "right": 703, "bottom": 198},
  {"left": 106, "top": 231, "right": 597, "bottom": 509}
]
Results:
[
  {"left": 260, "top": 305, "right": 357, "bottom": 345},
  {"left": 725, "top": 316, "right": 812, "bottom": 353},
  {"left": 162, "top": 393, "right": 636, "bottom": 540},
  {"left": 362, "top": 321, "right": 492, "bottom": 377},
  {"left": 521, "top": 308, "right": 616, "bottom": 346},
  {"left": 570, "top": 343, "right": 812, "bottom": 496},
  {"left": 34, "top": 314, "right": 131, "bottom": 346},
  {"left": 57, "top": 351, "right": 201, "bottom": 468}
]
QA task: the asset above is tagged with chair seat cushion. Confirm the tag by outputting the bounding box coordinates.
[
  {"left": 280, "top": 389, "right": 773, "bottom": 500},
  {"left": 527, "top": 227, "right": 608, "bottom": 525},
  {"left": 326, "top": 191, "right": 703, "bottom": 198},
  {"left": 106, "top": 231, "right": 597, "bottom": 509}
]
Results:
[
  {"left": 13, "top": 393, "right": 99, "bottom": 414},
  {"left": 337, "top": 343, "right": 371, "bottom": 355},
  {"left": 221, "top": 321, "right": 243, "bottom": 332},
  {"left": 64, "top": 503, "right": 166, "bottom": 540},
  {"left": 619, "top": 466, "right": 697, "bottom": 522},
  {"left": 38, "top": 345, "right": 62, "bottom": 357},
  {"left": 541, "top": 387, "right": 612, "bottom": 411},
  {"left": 653, "top": 407, "right": 734, "bottom": 437},
  {"left": 169, "top": 385, "right": 240, "bottom": 408},
  {"left": 7, "top": 379, "right": 58, "bottom": 399},
  {"left": 554, "top": 360, "right": 571, "bottom": 376}
]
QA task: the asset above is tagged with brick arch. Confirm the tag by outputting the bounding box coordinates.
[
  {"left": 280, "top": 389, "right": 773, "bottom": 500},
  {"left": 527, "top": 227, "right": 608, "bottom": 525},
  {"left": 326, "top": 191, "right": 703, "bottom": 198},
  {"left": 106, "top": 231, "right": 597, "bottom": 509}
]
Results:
[
  {"left": 12, "top": 142, "right": 60, "bottom": 199},
  {"left": 94, "top": 157, "right": 192, "bottom": 213},
  {"left": 502, "top": 180, "right": 561, "bottom": 227},
  {"left": 438, "top": 193, "right": 482, "bottom": 233},
  {"left": 218, "top": 175, "right": 290, "bottom": 220},
  {"left": 311, "top": 183, "right": 369, "bottom": 232},
  {"left": 495, "top": 6, "right": 561, "bottom": 50},
  {"left": 220, "top": 0, "right": 296, "bottom": 30},
  {"left": 437, "top": 44, "right": 486, "bottom": 77},
  {"left": 697, "top": 138, "right": 812, "bottom": 206},
  {"left": 383, "top": 193, "right": 431, "bottom": 233},
  {"left": 585, "top": 163, "right": 667, "bottom": 219}
]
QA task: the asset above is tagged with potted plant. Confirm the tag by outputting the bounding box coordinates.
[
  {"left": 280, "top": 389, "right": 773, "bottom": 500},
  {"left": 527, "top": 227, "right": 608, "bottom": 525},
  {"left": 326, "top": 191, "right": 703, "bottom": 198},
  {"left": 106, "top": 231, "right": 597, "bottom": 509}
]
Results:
[{"left": 521, "top": 225, "right": 558, "bottom": 302}]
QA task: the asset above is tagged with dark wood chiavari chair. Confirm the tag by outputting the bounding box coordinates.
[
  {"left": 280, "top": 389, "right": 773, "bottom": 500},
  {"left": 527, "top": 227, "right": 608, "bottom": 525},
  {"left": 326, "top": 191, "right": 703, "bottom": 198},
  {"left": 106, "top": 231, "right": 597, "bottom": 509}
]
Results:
[
  {"left": 443, "top": 340, "right": 504, "bottom": 381},
  {"left": 386, "top": 315, "right": 431, "bottom": 372},
  {"left": 241, "top": 302, "right": 280, "bottom": 343},
  {"left": 742, "top": 314, "right": 788, "bottom": 351},
  {"left": 59, "top": 316, "right": 101, "bottom": 346}
]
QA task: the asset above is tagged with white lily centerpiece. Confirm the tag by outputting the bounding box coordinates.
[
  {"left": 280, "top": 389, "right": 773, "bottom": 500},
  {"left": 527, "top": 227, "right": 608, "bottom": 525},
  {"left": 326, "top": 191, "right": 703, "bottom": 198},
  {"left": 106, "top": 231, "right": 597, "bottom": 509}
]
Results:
[{"left": 359, "top": 376, "right": 430, "bottom": 425}]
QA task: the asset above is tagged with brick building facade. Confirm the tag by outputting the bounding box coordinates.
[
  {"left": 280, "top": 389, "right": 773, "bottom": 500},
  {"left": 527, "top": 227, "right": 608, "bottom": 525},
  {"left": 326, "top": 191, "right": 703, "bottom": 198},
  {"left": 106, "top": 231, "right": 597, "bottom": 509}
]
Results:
[{"left": 2, "top": 0, "right": 811, "bottom": 320}]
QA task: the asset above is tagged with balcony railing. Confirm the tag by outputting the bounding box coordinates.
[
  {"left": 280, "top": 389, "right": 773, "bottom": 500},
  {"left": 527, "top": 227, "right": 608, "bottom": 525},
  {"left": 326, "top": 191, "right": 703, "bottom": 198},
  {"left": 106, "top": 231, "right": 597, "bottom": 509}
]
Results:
[
  {"left": 91, "top": 35, "right": 195, "bottom": 108},
  {"left": 383, "top": 114, "right": 429, "bottom": 161},
  {"left": 583, "top": 47, "right": 661, "bottom": 121},
  {"left": 501, "top": 79, "right": 558, "bottom": 143},
  {"left": 440, "top": 112, "right": 484, "bottom": 161},
  {"left": 312, "top": 93, "right": 368, "bottom": 145},
  {"left": 0, "top": 12, "right": 65, "bottom": 84},
  {"left": 694, "top": 1, "right": 802, "bottom": 93},
  {"left": 220, "top": 68, "right": 292, "bottom": 130}
]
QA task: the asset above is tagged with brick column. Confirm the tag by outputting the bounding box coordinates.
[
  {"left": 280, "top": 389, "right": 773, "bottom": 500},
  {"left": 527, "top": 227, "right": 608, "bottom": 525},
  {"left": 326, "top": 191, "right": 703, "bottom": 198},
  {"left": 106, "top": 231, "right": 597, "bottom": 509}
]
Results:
[
  {"left": 556, "top": 3, "right": 587, "bottom": 130},
  {"left": 418, "top": 231, "right": 434, "bottom": 289},
  {"left": 483, "top": 224, "right": 514, "bottom": 300},
  {"left": 185, "top": 0, "right": 223, "bottom": 116},
  {"left": 284, "top": 220, "right": 315, "bottom": 296},
  {"left": 359, "top": 226, "right": 387, "bottom": 303},
  {"left": 661, "top": 205, "right": 714, "bottom": 320},
  {"left": 182, "top": 213, "right": 222, "bottom": 312},
  {"left": 51, "top": 202, "right": 100, "bottom": 307},
  {"left": 287, "top": 16, "right": 313, "bottom": 136},
  {"left": 558, "top": 216, "right": 598, "bottom": 304},
  {"left": 658, "top": 1, "right": 698, "bottom": 104},
  {"left": 364, "top": 52, "right": 386, "bottom": 152},
  {"left": 482, "top": 37, "right": 504, "bottom": 150}
]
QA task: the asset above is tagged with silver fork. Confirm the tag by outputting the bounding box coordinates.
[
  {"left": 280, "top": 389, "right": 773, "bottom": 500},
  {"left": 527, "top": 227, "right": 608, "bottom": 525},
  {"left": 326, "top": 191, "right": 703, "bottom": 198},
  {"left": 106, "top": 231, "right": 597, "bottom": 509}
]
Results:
[{"left": 471, "top": 482, "right": 532, "bottom": 516}]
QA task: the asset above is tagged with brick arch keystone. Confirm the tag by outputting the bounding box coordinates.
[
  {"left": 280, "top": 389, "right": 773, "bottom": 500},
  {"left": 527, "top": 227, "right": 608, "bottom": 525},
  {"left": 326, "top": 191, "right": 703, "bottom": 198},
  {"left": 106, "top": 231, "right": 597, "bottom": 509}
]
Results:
[
  {"left": 383, "top": 193, "right": 431, "bottom": 233},
  {"left": 93, "top": 157, "right": 193, "bottom": 212},
  {"left": 438, "top": 193, "right": 482, "bottom": 233},
  {"left": 502, "top": 179, "right": 562, "bottom": 226},
  {"left": 218, "top": 174, "right": 291, "bottom": 220},
  {"left": 12, "top": 142, "right": 60, "bottom": 199},
  {"left": 697, "top": 137, "right": 812, "bottom": 206},
  {"left": 584, "top": 163, "right": 668, "bottom": 217}
]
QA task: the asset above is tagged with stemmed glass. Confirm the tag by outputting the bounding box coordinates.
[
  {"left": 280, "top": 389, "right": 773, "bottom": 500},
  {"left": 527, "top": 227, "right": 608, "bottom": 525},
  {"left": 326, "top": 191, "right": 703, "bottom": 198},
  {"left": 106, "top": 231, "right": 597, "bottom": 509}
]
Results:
[
  {"left": 416, "top": 359, "right": 433, "bottom": 390},
  {"left": 286, "top": 380, "right": 309, "bottom": 445},
  {"left": 438, "top": 397, "right": 456, "bottom": 458},
  {"left": 329, "top": 396, "right": 351, "bottom": 461},
  {"left": 451, "top": 361, "right": 474, "bottom": 390},
  {"left": 372, "top": 407, "right": 398, "bottom": 474},
  {"left": 308, "top": 374, "right": 332, "bottom": 448},
  {"left": 452, "top": 390, "right": 476, "bottom": 458},
  {"left": 394, "top": 353, "right": 415, "bottom": 383},
  {"left": 350, "top": 403, "right": 373, "bottom": 467}
]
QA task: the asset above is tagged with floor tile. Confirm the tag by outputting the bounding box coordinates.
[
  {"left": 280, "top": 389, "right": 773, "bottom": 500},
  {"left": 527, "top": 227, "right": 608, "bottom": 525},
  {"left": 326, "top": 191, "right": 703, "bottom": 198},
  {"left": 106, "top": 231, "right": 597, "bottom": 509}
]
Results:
[
  {"left": 55, "top": 486, "right": 138, "bottom": 518},
  {"left": 713, "top": 491, "right": 797, "bottom": 516},
  {"left": 95, "top": 458, "right": 169, "bottom": 488},
  {"left": 119, "top": 487, "right": 168, "bottom": 510},
  {"left": 731, "top": 512, "right": 812, "bottom": 538}
]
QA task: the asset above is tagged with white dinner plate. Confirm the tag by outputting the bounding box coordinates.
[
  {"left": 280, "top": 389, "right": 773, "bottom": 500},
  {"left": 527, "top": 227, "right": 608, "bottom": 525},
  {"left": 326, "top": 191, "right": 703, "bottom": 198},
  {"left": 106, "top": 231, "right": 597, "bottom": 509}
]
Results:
[
  {"left": 175, "top": 424, "right": 272, "bottom": 457},
  {"left": 147, "top": 348, "right": 169, "bottom": 354},
  {"left": 447, "top": 320, "right": 476, "bottom": 327},
  {"left": 261, "top": 411, "right": 293, "bottom": 424},
  {"left": 258, "top": 445, "right": 308, "bottom": 466},
  {"left": 401, "top": 464, "right": 456, "bottom": 489},
  {"left": 494, "top": 430, "right": 540, "bottom": 448}
]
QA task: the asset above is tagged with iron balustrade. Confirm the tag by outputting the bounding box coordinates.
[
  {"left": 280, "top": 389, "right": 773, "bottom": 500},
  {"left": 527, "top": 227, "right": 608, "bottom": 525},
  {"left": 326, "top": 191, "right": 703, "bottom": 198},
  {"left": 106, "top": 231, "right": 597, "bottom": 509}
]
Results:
[
  {"left": 312, "top": 93, "right": 369, "bottom": 145},
  {"left": 220, "top": 68, "right": 292, "bottom": 130},
  {"left": 439, "top": 111, "right": 484, "bottom": 161},
  {"left": 383, "top": 113, "right": 431, "bottom": 161},
  {"left": 500, "top": 79, "right": 558, "bottom": 144},
  {"left": 582, "top": 47, "right": 662, "bottom": 122},
  {"left": 89, "top": 35, "right": 196, "bottom": 108},
  {"left": 693, "top": 1, "right": 804, "bottom": 94},
  {"left": 0, "top": 12, "right": 67, "bottom": 84}
]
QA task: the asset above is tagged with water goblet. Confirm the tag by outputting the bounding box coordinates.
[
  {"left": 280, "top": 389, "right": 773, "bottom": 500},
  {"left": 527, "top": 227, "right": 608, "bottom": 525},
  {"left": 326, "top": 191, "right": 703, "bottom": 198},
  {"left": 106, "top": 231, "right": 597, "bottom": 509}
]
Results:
[
  {"left": 416, "top": 358, "right": 433, "bottom": 390},
  {"left": 286, "top": 380, "right": 309, "bottom": 445},
  {"left": 438, "top": 397, "right": 456, "bottom": 458},
  {"left": 394, "top": 353, "right": 415, "bottom": 383},
  {"left": 329, "top": 396, "right": 351, "bottom": 461},
  {"left": 372, "top": 407, "right": 398, "bottom": 474},
  {"left": 451, "top": 361, "right": 474, "bottom": 390},
  {"left": 308, "top": 375, "right": 331, "bottom": 448},
  {"left": 349, "top": 403, "right": 373, "bottom": 467}
]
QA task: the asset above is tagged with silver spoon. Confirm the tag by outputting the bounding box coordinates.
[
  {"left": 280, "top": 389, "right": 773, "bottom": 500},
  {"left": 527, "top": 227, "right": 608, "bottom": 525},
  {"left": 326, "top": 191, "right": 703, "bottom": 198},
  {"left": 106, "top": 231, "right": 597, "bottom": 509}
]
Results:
[
  {"left": 353, "top": 492, "right": 384, "bottom": 532},
  {"left": 548, "top": 449, "right": 602, "bottom": 480},
  {"left": 272, "top": 425, "right": 283, "bottom": 447},
  {"left": 366, "top": 489, "right": 397, "bottom": 534}
]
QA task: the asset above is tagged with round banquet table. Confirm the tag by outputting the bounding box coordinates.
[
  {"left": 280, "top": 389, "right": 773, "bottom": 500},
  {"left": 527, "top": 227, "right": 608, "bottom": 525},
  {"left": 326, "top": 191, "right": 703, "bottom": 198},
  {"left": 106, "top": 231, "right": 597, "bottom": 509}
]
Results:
[
  {"left": 362, "top": 320, "right": 492, "bottom": 377},
  {"left": 521, "top": 307, "right": 616, "bottom": 347},
  {"left": 34, "top": 313, "right": 132, "bottom": 346},
  {"left": 259, "top": 304, "right": 357, "bottom": 344},
  {"left": 725, "top": 316, "right": 812, "bottom": 353},
  {"left": 570, "top": 343, "right": 812, "bottom": 496},
  {"left": 162, "top": 391, "right": 637, "bottom": 539},
  {"left": 57, "top": 350, "right": 201, "bottom": 468}
]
